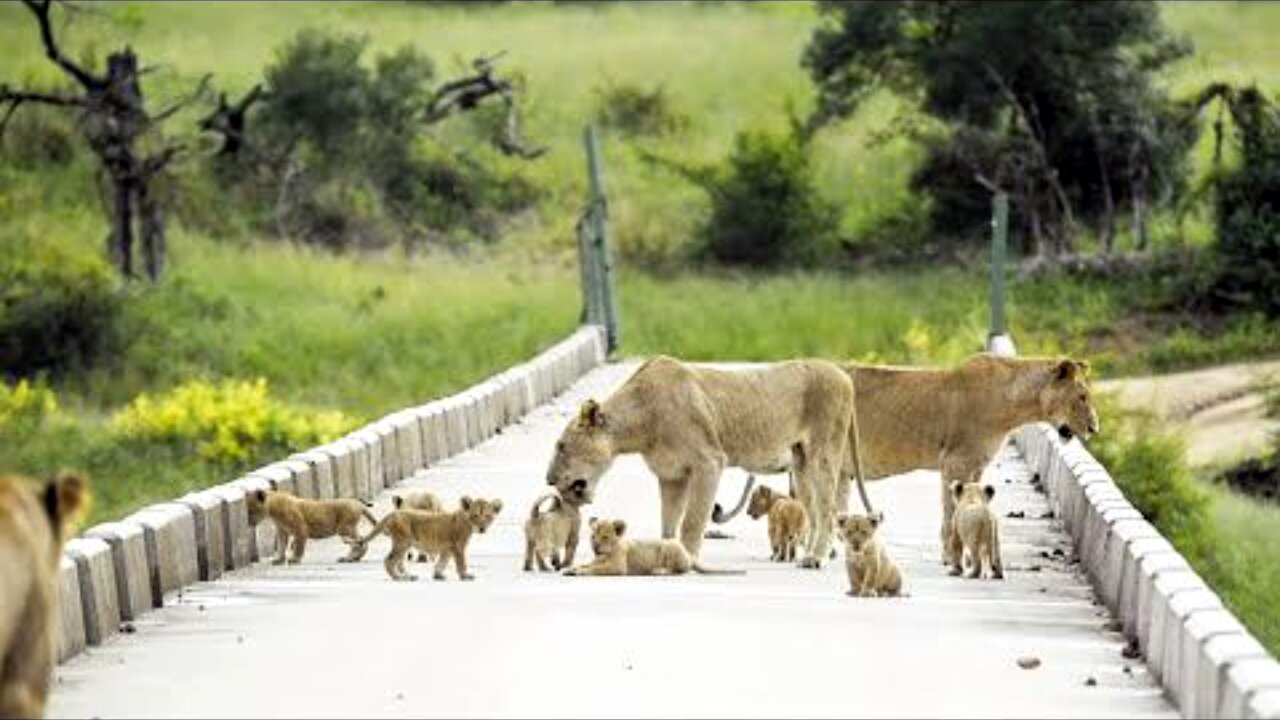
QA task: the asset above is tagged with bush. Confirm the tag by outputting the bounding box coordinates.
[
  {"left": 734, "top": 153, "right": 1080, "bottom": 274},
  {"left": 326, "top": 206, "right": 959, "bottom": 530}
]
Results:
[
  {"left": 0, "top": 104, "right": 78, "bottom": 169},
  {"left": 0, "top": 379, "right": 59, "bottom": 436},
  {"left": 702, "top": 127, "right": 839, "bottom": 267},
  {"left": 0, "top": 241, "right": 121, "bottom": 378},
  {"left": 260, "top": 30, "right": 371, "bottom": 159},
  {"left": 593, "top": 80, "right": 689, "bottom": 137},
  {"left": 109, "top": 378, "right": 360, "bottom": 466}
]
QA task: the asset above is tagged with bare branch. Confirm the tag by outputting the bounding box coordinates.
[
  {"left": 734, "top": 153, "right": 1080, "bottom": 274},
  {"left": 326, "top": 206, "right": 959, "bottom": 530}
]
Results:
[
  {"left": 0, "top": 85, "right": 86, "bottom": 137},
  {"left": 149, "top": 73, "right": 212, "bottom": 125},
  {"left": 23, "top": 0, "right": 102, "bottom": 90}
]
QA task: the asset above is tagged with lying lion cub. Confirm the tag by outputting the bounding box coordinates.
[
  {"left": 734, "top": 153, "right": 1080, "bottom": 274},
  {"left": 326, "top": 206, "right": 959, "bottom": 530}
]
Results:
[
  {"left": 949, "top": 482, "right": 1003, "bottom": 579},
  {"left": 346, "top": 496, "right": 503, "bottom": 581},
  {"left": 245, "top": 489, "right": 376, "bottom": 565},
  {"left": 523, "top": 490, "right": 585, "bottom": 572},
  {"left": 564, "top": 518, "right": 744, "bottom": 576},
  {"left": 836, "top": 512, "right": 902, "bottom": 597},
  {"left": 745, "top": 485, "right": 808, "bottom": 562}
]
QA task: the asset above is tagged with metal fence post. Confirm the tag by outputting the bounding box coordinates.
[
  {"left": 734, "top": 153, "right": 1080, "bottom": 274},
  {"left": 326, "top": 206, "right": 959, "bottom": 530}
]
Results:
[
  {"left": 985, "top": 191, "right": 1017, "bottom": 357},
  {"left": 581, "top": 124, "right": 619, "bottom": 353}
]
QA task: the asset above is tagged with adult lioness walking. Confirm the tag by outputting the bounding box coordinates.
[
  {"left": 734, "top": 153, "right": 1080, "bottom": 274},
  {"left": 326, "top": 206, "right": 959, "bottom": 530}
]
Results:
[
  {"left": 716, "top": 354, "right": 1099, "bottom": 568},
  {"left": 545, "top": 356, "right": 855, "bottom": 567}
]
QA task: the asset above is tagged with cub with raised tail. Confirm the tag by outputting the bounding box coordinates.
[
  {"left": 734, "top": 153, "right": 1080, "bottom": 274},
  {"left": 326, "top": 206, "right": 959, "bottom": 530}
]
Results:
[
  {"left": 523, "top": 489, "right": 585, "bottom": 572},
  {"left": 346, "top": 496, "right": 502, "bottom": 581}
]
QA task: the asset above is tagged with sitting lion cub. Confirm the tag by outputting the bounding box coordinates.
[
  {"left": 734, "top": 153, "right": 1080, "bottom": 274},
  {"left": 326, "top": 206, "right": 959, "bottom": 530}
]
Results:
[
  {"left": 346, "top": 496, "right": 503, "bottom": 581},
  {"left": 564, "top": 518, "right": 744, "bottom": 576},
  {"left": 745, "top": 485, "right": 808, "bottom": 562},
  {"left": 948, "top": 482, "right": 1003, "bottom": 579},
  {"left": 523, "top": 490, "right": 585, "bottom": 572},
  {"left": 245, "top": 489, "right": 377, "bottom": 565},
  {"left": 836, "top": 512, "right": 902, "bottom": 597}
]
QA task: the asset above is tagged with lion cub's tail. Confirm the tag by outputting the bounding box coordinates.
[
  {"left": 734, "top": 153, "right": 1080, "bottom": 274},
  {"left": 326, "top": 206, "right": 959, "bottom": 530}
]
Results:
[
  {"left": 359, "top": 501, "right": 378, "bottom": 528},
  {"left": 354, "top": 513, "right": 394, "bottom": 547},
  {"left": 529, "top": 492, "right": 561, "bottom": 521}
]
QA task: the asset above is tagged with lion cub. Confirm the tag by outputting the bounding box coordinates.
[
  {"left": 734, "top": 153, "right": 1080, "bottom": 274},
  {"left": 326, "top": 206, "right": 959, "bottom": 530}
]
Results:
[
  {"left": 393, "top": 490, "right": 444, "bottom": 563},
  {"left": 836, "top": 512, "right": 902, "bottom": 597},
  {"left": 347, "top": 496, "right": 502, "bottom": 581},
  {"left": 245, "top": 489, "right": 376, "bottom": 564},
  {"left": 745, "top": 485, "right": 808, "bottom": 562},
  {"left": 0, "top": 471, "right": 90, "bottom": 719},
  {"left": 949, "top": 482, "right": 1003, "bottom": 579},
  {"left": 564, "top": 518, "right": 744, "bottom": 576},
  {"left": 523, "top": 490, "right": 585, "bottom": 572}
]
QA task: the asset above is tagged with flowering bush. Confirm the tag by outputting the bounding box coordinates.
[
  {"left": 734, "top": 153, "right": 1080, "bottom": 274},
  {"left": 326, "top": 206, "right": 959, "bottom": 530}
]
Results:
[
  {"left": 110, "top": 378, "right": 358, "bottom": 465},
  {"left": 0, "top": 379, "right": 59, "bottom": 434}
]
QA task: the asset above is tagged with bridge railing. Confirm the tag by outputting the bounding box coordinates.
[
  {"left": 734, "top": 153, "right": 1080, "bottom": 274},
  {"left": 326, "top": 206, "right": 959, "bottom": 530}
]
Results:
[
  {"left": 1015, "top": 425, "right": 1280, "bottom": 719},
  {"left": 55, "top": 324, "right": 608, "bottom": 665}
]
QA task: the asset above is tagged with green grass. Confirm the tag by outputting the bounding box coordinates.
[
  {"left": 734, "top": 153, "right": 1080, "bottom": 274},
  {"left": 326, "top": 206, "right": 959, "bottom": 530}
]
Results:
[{"left": 1209, "top": 487, "right": 1280, "bottom": 652}]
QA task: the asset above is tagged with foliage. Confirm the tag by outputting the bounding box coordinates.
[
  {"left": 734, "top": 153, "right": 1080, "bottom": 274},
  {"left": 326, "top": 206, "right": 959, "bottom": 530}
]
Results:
[
  {"left": 593, "top": 80, "right": 689, "bottom": 137},
  {"left": 109, "top": 377, "right": 358, "bottom": 465},
  {"left": 0, "top": 379, "right": 59, "bottom": 436},
  {"left": 804, "top": 1, "right": 1199, "bottom": 253},
  {"left": 0, "top": 235, "right": 122, "bottom": 378}
]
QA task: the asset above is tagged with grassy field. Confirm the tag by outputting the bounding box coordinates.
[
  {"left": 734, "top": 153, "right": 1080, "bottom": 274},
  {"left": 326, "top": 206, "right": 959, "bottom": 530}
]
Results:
[{"left": 3, "top": 1, "right": 1280, "bottom": 522}]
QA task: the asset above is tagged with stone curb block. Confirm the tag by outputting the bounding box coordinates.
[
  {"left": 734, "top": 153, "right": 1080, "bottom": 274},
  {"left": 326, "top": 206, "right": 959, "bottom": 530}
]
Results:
[
  {"left": 1014, "top": 423, "right": 1280, "bottom": 720},
  {"left": 205, "top": 485, "right": 252, "bottom": 570},
  {"left": 349, "top": 429, "right": 384, "bottom": 491},
  {"left": 176, "top": 491, "right": 227, "bottom": 582},
  {"left": 63, "top": 538, "right": 121, "bottom": 646},
  {"left": 128, "top": 504, "right": 199, "bottom": 608},
  {"left": 320, "top": 442, "right": 358, "bottom": 500},
  {"left": 57, "top": 556, "right": 86, "bottom": 663},
  {"left": 373, "top": 421, "right": 399, "bottom": 487},
  {"left": 390, "top": 413, "right": 422, "bottom": 480},
  {"left": 81, "top": 522, "right": 151, "bottom": 622}
]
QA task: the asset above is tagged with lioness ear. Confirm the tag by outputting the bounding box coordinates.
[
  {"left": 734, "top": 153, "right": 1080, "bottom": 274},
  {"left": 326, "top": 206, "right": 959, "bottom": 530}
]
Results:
[
  {"left": 1055, "top": 358, "right": 1079, "bottom": 381},
  {"left": 255, "top": 489, "right": 267, "bottom": 503},
  {"left": 461, "top": 496, "right": 473, "bottom": 510},
  {"left": 1076, "top": 359, "right": 1091, "bottom": 377},
  {"left": 871, "top": 511, "right": 884, "bottom": 527},
  {"left": 983, "top": 485, "right": 995, "bottom": 501},
  {"left": 491, "top": 499, "right": 503, "bottom": 513},
  {"left": 578, "top": 399, "right": 607, "bottom": 429},
  {"left": 612, "top": 520, "right": 626, "bottom": 536},
  {"left": 950, "top": 481, "right": 964, "bottom": 499},
  {"left": 44, "top": 471, "right": 90, "bottom": 538},
  {"left": 835, "top": 514, "right": 849, "bottom": 529}
]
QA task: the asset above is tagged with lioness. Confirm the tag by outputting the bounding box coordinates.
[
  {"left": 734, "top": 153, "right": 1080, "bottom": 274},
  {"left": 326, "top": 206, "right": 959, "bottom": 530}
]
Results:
[
  {"left": 245, "top": 489, "right": 377, "bottom": 564},
  {"left": 563, "top": 518, "right": 744, "bottom": 576},
  {"left": 836, "top": 512, "right": 902, "bottom": 597},
  {"left": 718, "top": 354, "right": 1098, "bottom": 567},
  {"left": 949, "top": 482, "right": 1003, "bottom": 579},
  {"left": 546, "top": 355, "right": 859, "bottom": 568},
  {"left": 745, "top": 485, "right": 808, "bottom": 562},
  {"left": 0, "top": 471, "right": 90, "bottom": 719},
  {"left": 523, "top": 490, "right": 585, "bottom": 572},
  {"left": 346, "top": 497, "right": 502, "bottom": 581}
]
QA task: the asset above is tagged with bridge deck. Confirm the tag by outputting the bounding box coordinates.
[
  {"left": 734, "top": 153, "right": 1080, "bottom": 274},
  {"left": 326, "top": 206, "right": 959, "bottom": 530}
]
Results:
[{"left": 49, "top": 362, "right": 1175, "bottom": 718}]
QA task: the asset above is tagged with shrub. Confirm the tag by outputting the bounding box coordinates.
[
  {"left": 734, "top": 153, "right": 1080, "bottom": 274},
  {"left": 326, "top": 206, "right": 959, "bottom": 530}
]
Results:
[
  {"left": 259, "top": 29, "right": 371, "bottom": 159},
  {"left": 0, "top": 240, "right": 121, "bottom": 378},
  {"left": 593, "top": 80, "right": 689, "bottom": 137},
  {"left": 109, "top": 378, "right": 360, "bottom": 466},
  {"left": 0, "top": 103, "right": 78, "bottom": 169},
  {"left": 702, "top": 126, "right": 839, "bottom": 267},
  {"left": 0, "top": 379, "right": 59, "bottom": 436}
]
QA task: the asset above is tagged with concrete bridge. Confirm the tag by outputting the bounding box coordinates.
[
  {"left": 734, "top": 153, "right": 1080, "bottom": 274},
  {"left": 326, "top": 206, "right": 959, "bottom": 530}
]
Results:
[{"left": 44, "top": 327, "right": 1280, "bottom": 718}]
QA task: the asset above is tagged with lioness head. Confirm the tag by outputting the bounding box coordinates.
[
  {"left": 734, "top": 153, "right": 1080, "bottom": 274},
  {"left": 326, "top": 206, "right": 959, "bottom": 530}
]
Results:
[
  {"left": 836, "top": 512, "right": 883, "bottom": 552},
  {"left": 746, "top": 485, "right": 777, "bottom": 520},
  {"left": 951, "top": 481, "right": 995, "bottom": 505},
  {"left": 545, "top": 399, "right": 616, "bottom": 504},
  {"left": 587, "top": 517, "right": 626, "bottom": 556},
  {"left": 1041, "top": 358, "right": 1100, "bottom": 442},
  {"left": 460, "top": 496, "right": 503, "bottom": 534}
]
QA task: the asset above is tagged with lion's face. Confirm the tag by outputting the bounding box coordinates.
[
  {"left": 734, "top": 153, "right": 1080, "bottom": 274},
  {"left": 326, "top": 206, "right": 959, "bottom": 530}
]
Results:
[
  {"left": 746, "top": 486, "right": 776, "bottom": 520},
  {"left": 246, "top": 489, "right": 268, "bottom": 527},
  {"left": 836, "top": 512, "right": 881, "bottom": 552},
  {"left": 588, "top": 517, "right": 626, "bottom": 556},
  {"left": 546, "top": 400, "right": 615, "bottom": 504},
  {"left": 460, "top": 496, "right": 502, "bottom": 534},
  {"left": 1040, "top": 359, "right": 1100, "bottom": 442}
]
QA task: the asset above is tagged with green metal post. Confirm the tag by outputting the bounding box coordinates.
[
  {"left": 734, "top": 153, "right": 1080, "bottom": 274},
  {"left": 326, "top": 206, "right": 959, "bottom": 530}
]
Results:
[{"left": 583, "top": 125, "right": 619, "bottom": 353}]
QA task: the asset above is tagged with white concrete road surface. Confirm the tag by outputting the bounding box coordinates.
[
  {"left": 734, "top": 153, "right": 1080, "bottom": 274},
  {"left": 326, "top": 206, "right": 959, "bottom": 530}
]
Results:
[{"left": 49, "top": 362, "right": 1176, "bottom": 719}]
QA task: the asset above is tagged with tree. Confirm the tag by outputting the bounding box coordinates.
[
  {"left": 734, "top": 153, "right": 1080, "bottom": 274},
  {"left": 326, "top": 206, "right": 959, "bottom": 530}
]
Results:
[
  {"left": 0, "top": 0, "right": 207, "bottom": 281},
  {"left": 804, "top": 1, "right": 1197, "bottom": 257}
]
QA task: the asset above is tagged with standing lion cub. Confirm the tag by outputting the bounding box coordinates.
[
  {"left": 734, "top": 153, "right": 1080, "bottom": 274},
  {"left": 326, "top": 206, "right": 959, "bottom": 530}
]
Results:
[
  {"left": 948, "top": 482, "right": 1003, "bottom": 579},
  {"left": 564, "top": 518, "right": 744, "bottom": 576},
  {"left": 523, "top": 490, "right": 584, "bottom": 572},
  {"left": 836, "top": 512, "right": 902, "bottom": 598},
  {"left": 745, "top": 485, "right": 808, "bottom": 562},
  {"left": 245, "top": 489, "right": 377, "bottom": 564},
  {"left": 346, "top": 496, "right": 503, "bottom": 581}
]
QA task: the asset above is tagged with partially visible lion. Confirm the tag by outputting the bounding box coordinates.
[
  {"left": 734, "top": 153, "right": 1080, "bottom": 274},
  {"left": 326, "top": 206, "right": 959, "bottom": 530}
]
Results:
[
  {"left": 718, "top": 354, "right": 1098, "bottom": 568},
  {"left": 563, "top": 518, "right": 743, "bottom": 576},
  {"left": 745, "top": 485, "right": 808, "bottom": 562},
  {"left": 0, "top": 471, "right": 90, "bottom": 719},
  {"left": 545, "top": 355, "right": 860, "bottom": 568},
  {"left": 949, "top": 482, "right": 1003, "bottom": 580},
  {"left": 245, "top": 490, "right": 376, "bottom": 564}
]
